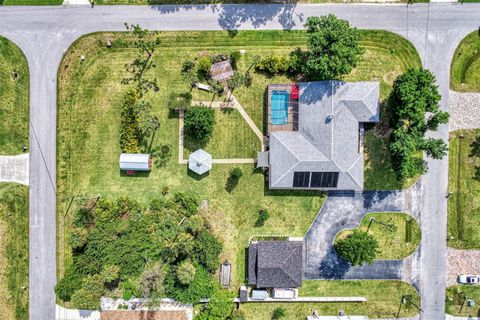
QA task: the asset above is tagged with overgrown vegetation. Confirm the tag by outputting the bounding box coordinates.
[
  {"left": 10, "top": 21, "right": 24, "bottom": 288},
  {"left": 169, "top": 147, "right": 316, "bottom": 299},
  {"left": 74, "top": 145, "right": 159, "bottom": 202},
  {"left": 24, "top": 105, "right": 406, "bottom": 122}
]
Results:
[
  {"left": 0, "top": 184, "right": 29, "bottom": 320},
  {"left": 335, "top": 212, "right": 421, "bottom": 259},
  {"left": 55, "top": 194, "right": 222, "bottom": 309},
  {"left": 334, "top": 230, "right": 378, "bottom": 266},
  {"left": 0, "top": 36, "right": 29, "bottom": 155},
  {"left": 388, "top": 68, "right": 449, "bottom": 182},
  {"left": 450, "top": 31, "right": 480, "bottom": 92},
  {"left": 446, "top": 285, "right": 480, "bottom": 317}
]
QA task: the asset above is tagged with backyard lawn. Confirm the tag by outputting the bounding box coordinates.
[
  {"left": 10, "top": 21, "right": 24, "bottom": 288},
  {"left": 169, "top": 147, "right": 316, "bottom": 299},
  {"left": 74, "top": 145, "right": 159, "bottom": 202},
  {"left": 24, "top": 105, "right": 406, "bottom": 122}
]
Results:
[
  {"left": 335, "top": 212, "right": 421, "bottom": 259},
  {"left": 451, "top": 31, "right": 480, "bottom": 92},
  {"left": 241, "top": 280, "right": 420, "bottom": 319},
  {"left": 448, "top": 129, "right": 480, "bottom": 249},
  {"left": 57, "top": 30, "right": 420, "bottom": 314},
  {"left": 446, "top": 285, "right": 480, "bottom": 317},
  {"left": 0, "top": 36, "right": 29, "bottom": 155},
  {"left": 0, "top": 184, "right": 29, "bottom": 320}
]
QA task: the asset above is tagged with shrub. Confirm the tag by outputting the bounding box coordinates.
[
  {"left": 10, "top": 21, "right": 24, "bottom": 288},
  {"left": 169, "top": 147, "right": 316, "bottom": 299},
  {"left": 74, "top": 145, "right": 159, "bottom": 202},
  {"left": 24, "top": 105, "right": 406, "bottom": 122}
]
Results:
[
  {"left": 73, "top": 207, "right": 94, "bottom": 228},
  {"left": 197, "top": 56, "right": 212, "bottom": 79},
  {"left": 197, "top": 287, "right": 234, "bottom": 320},
  {"left": 194, "top": 231, "right": 222, "bottom": 272},
  {"left": 176, "top": 260, "right": 197, "bottom": 285},
  {"left": 69, "top": 227, "right": 88, "bottom": 251},
  {"left": 55, "top": 266, "right": 83, "bottom": 302},
  {"left": 272, "top": 307, "right": 286, "bottom": 319},
  {"left": 119, "top": 89, "right": 141, "bottom": 153},
  {"left": 229, "top": 51, "right": 241, "bottom": 69},
  {"left": 225, "top": 167, "right": 243, "bottom": 193},
  {"left": 227, "top": 71, "right": 245, "bottom": 91},
  {"left": 255, "top": 55, "right": 290, "bottom": 74},
  {"left": 70, "top": 274, "right": 105, "bottom": 309},
  {"left": 334, "top": 230, "right": 378, "bottom": 266},
  {"left": 228, "top": 310, "right": 246, "bottom": 320},
  {"left": 139, "top": 262, "right": 166, "bottom": 297},
  {"left": 101, "top": 264, "right": 120, "bottom": 284},
  {"left": 184, "top": 106, "right": 216, "bottom": 142},
  {"left": 171, "top": 265, "right": 214, "bottom": 304},
  {"left": 255, "top": 209, "right": 270, "bottom": 227},
  {"left": 181, "top": 60, "right": 199, "bottom": 86},
  {"left": 174, "top": 192, "right": 199, "bottom": 217}
]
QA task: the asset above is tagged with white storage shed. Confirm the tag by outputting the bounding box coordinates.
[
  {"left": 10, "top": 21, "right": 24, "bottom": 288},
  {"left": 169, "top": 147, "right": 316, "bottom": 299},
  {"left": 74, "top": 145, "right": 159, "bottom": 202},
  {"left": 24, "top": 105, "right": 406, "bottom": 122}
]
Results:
[{"left": 119, "top": 153, "right": 152, "bottom": 172}]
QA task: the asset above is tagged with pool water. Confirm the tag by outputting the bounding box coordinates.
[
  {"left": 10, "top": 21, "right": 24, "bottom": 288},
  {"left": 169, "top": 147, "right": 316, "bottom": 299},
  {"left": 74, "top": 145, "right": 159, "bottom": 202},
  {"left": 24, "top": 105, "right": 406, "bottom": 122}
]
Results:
[{"left": 271, "top": 90, "right": 289, "bottom": 125}]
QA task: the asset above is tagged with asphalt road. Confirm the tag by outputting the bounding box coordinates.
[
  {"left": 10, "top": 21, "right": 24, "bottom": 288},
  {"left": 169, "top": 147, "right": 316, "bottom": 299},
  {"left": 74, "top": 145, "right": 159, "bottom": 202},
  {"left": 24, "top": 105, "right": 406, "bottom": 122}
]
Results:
[{"left": 0, "top": 3, "right": 478, "bottom": 320}]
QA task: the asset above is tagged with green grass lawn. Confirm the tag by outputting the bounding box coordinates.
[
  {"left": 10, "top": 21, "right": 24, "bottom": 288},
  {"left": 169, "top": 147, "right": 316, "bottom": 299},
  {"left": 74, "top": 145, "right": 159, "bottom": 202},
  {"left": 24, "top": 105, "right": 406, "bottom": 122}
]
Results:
[
  {"left": 0, "top": 184, "right": 29, "bottom": 320},
  {"left": 0, "top": 37, "right": 29, "bottom": 154},
  {"left": 451, "top": 31, "right": 480, "bottom": 92},
  {"left": 448, "top": 129, "right": 480, "bottom": 249},
  {"left": 241, "top": 280, "right": 420, "bottom": 319},
  {"left": 446, "top": 285, "right": 480, "bottom": 317},
  {"left": 335, "top": 212, "right": 421, "bottom": 259},
  {"left": 57, "top": 30, "right": 421, "bottom": 313}
]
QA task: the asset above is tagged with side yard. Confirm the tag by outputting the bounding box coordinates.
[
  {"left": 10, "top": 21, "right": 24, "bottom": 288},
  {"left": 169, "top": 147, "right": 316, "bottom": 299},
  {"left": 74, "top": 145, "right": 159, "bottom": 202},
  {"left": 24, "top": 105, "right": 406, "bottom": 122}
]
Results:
[{"left": 448, "top": 129, "right": 480, "bottom": 249}]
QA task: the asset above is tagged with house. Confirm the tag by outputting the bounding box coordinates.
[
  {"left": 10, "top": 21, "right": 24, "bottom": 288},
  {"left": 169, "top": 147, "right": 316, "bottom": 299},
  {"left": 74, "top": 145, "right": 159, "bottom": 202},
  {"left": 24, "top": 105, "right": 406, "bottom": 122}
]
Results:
[
  {"left": 248, "top": 239, "right": 303, "bottom": 288},
  {"left": 210, "top": 60, "right": 234, "bottom": 82},
  {"left": 266, "top": 81, "right": 380, "bottom": 190},
  {"left": 119, "top": 153, "right": 152, "bottom": 172}
]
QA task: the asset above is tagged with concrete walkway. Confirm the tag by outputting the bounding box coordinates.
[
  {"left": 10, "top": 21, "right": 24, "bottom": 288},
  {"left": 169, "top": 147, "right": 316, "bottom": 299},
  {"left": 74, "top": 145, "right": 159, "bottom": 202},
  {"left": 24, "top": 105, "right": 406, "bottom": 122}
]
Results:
[
  {"left": 55, "top": 305, "right": 100, "bottom": 320},
  {"left": 0, "top": 154, "right": 29, "bottom": 186}
]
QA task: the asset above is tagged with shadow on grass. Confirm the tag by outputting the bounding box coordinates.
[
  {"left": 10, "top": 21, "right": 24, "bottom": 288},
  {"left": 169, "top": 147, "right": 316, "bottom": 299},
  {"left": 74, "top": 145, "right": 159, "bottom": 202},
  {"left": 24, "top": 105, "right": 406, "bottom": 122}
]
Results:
[
  {"left": 119, "top": 170, "right": 151, "bottom": 178},
  {"left": 186, "top": 167, "right": 210, "bottom": 181}
]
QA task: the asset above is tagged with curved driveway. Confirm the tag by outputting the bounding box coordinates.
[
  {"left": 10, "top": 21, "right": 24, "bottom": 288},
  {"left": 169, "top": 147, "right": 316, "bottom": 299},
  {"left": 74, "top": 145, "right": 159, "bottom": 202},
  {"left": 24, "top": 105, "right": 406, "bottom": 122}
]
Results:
[{"left": 0, "top": 3, "right": 478, "bottom": 320}]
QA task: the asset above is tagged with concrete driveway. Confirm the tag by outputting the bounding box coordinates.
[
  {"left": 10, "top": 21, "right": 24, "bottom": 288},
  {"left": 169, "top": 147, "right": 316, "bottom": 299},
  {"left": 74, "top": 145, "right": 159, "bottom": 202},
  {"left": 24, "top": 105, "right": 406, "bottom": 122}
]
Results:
[{"left": 304, "top": 186, "right": 421, "bottom": 282}]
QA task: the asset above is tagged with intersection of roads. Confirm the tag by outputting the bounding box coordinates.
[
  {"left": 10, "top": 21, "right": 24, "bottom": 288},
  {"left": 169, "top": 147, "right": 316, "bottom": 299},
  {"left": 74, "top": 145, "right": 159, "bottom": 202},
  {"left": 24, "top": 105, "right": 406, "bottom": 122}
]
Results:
[{"left": 0, "top": 3, "right": 479, "bottom": 320}]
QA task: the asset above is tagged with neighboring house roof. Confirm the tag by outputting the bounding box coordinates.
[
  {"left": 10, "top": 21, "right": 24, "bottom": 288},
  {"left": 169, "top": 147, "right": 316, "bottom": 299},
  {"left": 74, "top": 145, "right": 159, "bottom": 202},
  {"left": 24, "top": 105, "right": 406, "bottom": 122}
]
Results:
[
  {"left": 269, "top": 81, "right": 380, "bottom": 190},
  {"left": 248, "top": 240, "right": 303, "bottom": 288},
  {"left": 100, "top": 310, "right": 189, "bottom": 320},
  {"left": 210, "top": 60, "right": 234, "bottom": 82},
  {"left": 119, "top": 153, "right": 151, "bottom": 171}
]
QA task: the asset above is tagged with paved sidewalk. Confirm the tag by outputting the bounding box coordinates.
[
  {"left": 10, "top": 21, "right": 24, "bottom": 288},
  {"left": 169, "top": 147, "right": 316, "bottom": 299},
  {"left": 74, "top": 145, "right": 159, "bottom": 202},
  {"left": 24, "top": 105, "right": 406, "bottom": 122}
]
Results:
[{"left": 0, "top": 153, "right": 29, "bottom": 186}]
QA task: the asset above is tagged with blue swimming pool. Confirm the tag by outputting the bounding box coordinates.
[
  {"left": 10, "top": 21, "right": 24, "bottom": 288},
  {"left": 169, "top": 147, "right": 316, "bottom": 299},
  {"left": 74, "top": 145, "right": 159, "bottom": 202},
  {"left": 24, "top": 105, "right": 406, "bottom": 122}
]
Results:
[{"left": 271, "top": 90, "right": 289, "bottom": 125}]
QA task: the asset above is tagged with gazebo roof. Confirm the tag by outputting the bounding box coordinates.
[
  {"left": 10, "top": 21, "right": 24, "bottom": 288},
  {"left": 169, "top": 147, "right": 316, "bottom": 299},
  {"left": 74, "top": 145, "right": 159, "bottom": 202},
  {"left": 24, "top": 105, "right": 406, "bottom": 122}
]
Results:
[{"left": 188, "top": 149, "right": 212, "bottom": 175}]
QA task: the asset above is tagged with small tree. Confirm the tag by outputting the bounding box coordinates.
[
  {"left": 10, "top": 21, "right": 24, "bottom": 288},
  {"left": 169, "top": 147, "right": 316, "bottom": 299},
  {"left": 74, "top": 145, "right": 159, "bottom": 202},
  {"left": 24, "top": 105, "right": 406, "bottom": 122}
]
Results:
[
  {"left": 70, "top": 274, "right": 105, "bottom": 309},
  {"left": 197, "top": 56, "right": 212, "bottom": 79},
  {"left": 225, "top": 167, "right": 243, "bottom": 193},
  {"left": 272, "top": 307, "right": 286, "bottom": 320},
  {"left": 196, "top": 287, "right": 234, "bottom": 320},
  {"left": 334, "top": 230, "right": 378, "bottom": 266},
  {"left": 176, "top": 260, "right": 197, "bottom": 285},
  {"left": 255, "top": 209, "right": 270, "bottom": 227},
  {"left": 302, "top": 14, "right": 363, "bottom": 80},
  {"left": 194, "top": 230, "right": 222, "bottom": 272},
  {"left": 227, "top": 71, "right": 245, "bottom": 92},
  {"left": 184, "top": 106, "right": 216, "bottom": 142}
]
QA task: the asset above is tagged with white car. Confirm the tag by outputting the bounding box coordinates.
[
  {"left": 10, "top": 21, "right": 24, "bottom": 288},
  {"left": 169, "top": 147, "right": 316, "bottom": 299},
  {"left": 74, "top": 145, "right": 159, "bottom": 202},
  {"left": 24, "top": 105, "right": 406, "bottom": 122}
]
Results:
[{"left": 458, "top": 275, "right": 480, "bottom": 284}]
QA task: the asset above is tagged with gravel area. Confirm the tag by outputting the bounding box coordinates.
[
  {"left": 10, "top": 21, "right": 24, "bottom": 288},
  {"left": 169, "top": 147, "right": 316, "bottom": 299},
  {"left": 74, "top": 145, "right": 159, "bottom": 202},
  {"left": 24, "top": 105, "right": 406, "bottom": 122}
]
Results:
[
  {"left": 449, "top": 90, "right": 480, "bottom": 132},
  {"left": 447, "top": 247, "right": 480, "bottom": 286}
]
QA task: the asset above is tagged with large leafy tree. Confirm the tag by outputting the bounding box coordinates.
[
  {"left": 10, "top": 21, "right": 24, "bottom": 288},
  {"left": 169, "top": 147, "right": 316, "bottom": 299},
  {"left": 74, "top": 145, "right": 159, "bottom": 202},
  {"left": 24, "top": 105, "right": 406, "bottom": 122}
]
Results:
[
  {"left": 334, "top": 230, "right": 378, "bottom": 266},
  {"left": 388, "top": 68, "right": 449, "bottom": 182},
  {"left": 184, "top": 105, "right": 216, "bottom": 142},
  {"left": 303, "top": 14, "right": 364, "bottom": 80}
]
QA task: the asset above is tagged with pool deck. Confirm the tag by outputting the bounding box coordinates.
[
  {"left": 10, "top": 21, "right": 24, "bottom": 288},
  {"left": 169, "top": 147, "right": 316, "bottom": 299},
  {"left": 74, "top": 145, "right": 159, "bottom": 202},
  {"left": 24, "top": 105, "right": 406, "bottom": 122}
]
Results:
[{"left": 267, "top": 84, "right": 298, "bottom": 133}]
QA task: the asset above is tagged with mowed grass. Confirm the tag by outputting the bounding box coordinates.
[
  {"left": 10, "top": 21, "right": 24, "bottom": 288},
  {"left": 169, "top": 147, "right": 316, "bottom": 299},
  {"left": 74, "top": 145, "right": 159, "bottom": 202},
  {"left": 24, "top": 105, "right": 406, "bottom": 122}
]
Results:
[
  {"left": 451, "top": 31, "right": 480, "bottom": 92},
  {"left": 0, "top": 184, "right": 29, "bottom": 320},
  {"left": 0, "top": 37, "right": 29, "bottom": 155},
  {"left": 57, "top": 31, "right": 326, "bottom": 287},
  {"left": 335, "top": 212, "right": 421, "bottom": 259},
  {"left": 448, "top": 129, "right": 480, "bottom": 249},
  {"left": 184, "top": 108, "right": 260, "bottom": 159},
  {"left": 241, "top": 280, "right": 420, "bottom": 319},
  {"left": 446, "top": 285, "right": 480, "bottom": 316}
]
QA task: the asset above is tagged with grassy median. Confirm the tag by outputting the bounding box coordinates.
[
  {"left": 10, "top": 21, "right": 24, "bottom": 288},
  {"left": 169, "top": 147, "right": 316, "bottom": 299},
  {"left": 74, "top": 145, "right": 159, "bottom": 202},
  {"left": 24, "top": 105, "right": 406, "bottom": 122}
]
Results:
[{"left": 451, "top": 31, "right": 480, "bottom": 92}]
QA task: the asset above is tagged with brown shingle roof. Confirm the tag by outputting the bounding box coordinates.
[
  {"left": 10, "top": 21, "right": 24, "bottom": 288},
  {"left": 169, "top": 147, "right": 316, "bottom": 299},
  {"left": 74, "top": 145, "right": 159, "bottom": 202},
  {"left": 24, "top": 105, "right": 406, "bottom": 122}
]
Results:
[
  {"left": 210, "top": 60, "right": 234, "bottom": 82},
  {"left": 101, "top": 310, "right": 188, "bottom": 320}
]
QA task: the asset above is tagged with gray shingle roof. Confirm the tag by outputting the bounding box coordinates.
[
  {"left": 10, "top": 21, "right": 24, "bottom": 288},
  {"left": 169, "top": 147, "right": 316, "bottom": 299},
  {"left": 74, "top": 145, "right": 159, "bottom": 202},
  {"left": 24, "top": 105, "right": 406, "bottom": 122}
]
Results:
[
  {"left": 269, "top": 81, "right": 380, "bottom": 190},
  {"left": 248, "top": 240, "right": 303, "bottom": 288}
]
